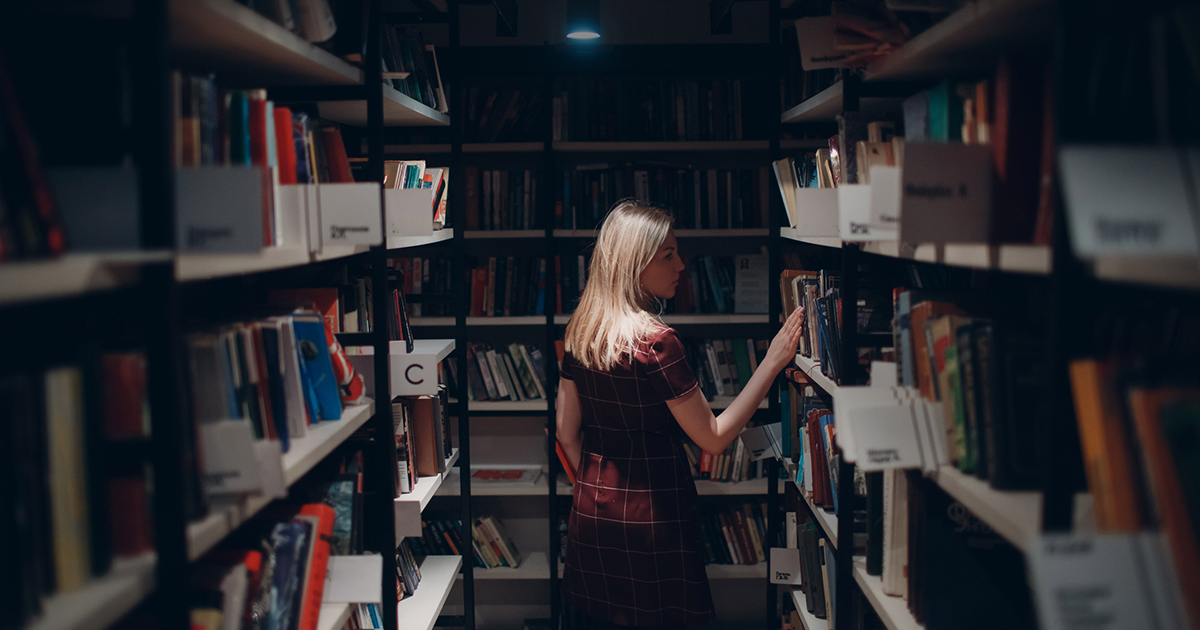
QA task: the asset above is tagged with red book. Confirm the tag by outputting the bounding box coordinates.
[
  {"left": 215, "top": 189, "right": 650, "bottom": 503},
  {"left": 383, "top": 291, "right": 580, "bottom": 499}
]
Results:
[
  {"left": 320, "top": 126, "right": 355, "bottom": 183},
  {"left": 555, "top": 440, "right": 577, "bottom": 485},
  {"left": 274, "top": 106, "right": 297, "bottom": 184},
  {"left": 247, "top": 95, "right": 271, "bottom": 167},
  {"left": 471, "top": 268, "right": 487, "bottom": 317},
  {"left": 102, "top": 352, "right": 147, "bottom": 439},
  {"left": 107, "top": 476, "right": 152, "bottom": 556},
  {"left": 268, "top": 288, "right": 340, "bottom": 333},
  {"left": 295, "top": 504, "right": 335, "bottom": 630}
]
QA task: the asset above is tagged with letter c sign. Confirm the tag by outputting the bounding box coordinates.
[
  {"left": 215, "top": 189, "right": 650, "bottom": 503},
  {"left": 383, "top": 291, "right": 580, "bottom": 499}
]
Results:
[{"left": 405, "top": 364, "right": 425, "bottom": 385}]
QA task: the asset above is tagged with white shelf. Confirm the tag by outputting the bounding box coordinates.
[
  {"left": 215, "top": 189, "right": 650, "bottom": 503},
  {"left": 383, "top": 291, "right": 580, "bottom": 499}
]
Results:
[
  {"left": 316, "top": 603, "right": 355, "bottom": 630},
  {"left": 314, "top": 244, "right": 371, "bottom": 262},
  {"left": 779, "top": 229, "right": 842, "bottom": 249},
  {"left": 793, "top": 353, "right": 838, "bottom": 396},
  {"left": 399, "top": 449, "right": 461, "bottom": 512},
  {"left": 24, "top": 552, "right": 157, "bottom": 630},
  {"left": 695, "top": 478, "right": 777, "bottom": 496},
  {"left": 705, "top": 562, "right": 769, "bottom": 579},
  {"left": 398, "top": 555, "right": 463, "bottom": 630},
  {"left": 709, "top": 396, "right": 769, "bottom": 410},
  {"left": 790, "top": 588, "right": 830, "bottom": 630},
  {"left": 176, "top": 246, "right": 312, "bottom": 282},
  {"left": 469, "top": 400, "right": 549, "bottom": 412},
  {"left": 435, "top": 469, "right": 573, "bottom": 497},
  {"left": 662, "top": 314, "right": 771, "bottom": 325},
  {"left": 186, "top": 401, "right": 375, "bottom": 560},
  {"left": 319, "top": 85, "right": 450, "bottom": 128},
  {"left": 387, "top": 229, "right": 454, "bottom": 251},
  {"left": 553, "top": 141, "right": 769, "bottom": 152},
  {"left": 0, "top": 251, "right": 171, "bottom": 307},
  {"left": 171, "top": 0, "right": 362, "bottom": 86},
  {"left": 472, "top": 550, "right": 552, "bottom": 580},
  {"left": 864, "top": 0, "right": 1051, "bottom": 82},
  {"left": 781, "top": 82, "right": 905, "bottom": 124},
  {"left": 929, "top": 465, "right": 1041, "bottom": 554},
  {"left": 853, "top": 560, "right": 924, "bottom": 630},
  {"left": 803, "top": 485, "right": 839, "bottom": 550},
  {"left": 464, "top": 230, "right": 543, "bottom": 239}
]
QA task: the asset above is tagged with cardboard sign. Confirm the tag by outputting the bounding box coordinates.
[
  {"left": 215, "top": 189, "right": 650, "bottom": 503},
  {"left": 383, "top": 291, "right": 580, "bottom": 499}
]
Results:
[
  {"left": 900, "top": 143, "right": 993, "bottom": 244},
  {"left": 1059, "top": 146, "right": 1200, "bottom": 258}
]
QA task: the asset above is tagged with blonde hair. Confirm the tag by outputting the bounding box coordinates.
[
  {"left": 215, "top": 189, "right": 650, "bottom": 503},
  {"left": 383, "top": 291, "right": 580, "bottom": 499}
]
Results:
[{"left": 564, "top": 200, "right": 674, "bottom": 371}]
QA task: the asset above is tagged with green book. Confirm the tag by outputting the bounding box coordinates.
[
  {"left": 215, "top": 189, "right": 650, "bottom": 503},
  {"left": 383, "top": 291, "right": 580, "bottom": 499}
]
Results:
[{"left": 732, "top": 339, "right": 753, "bottom": 390}]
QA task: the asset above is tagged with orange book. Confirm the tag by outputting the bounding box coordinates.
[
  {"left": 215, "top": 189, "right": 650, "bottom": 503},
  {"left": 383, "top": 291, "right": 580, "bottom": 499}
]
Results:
[
  {"left": 1127, "top": 387, "right": 1200, "bottom": 629},
  {"left": 910, "top": 301, "right": 964, "bottom": 401},
  {"left": 320, "top": 126, "right": 355, "bottom": 183},
  {"left": 296, "top": 504, "right": 335, "bottom": 630},
  {"left": 274, "top": 106, "right": 297, "bottom": 184},
  {"left": 268, "top": 288, "right": 340, "bottom": 333},
  {"left": 1068, "top": 359, "right": 1146, "bottom": 531}
]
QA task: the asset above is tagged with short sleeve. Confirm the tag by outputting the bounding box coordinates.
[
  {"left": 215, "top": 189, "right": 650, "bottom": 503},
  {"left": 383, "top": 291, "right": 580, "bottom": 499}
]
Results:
[
  {"left": 644, "top": 328, "right": 699, "bottom": 402},
  {"left": 559, "top": 352, "right": 574, "bottom": 381}
]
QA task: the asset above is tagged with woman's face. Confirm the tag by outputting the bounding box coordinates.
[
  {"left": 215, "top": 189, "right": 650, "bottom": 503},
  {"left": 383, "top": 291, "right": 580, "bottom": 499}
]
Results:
[{"left": 639, "top": 232, "right": 686, "bottom": 299}]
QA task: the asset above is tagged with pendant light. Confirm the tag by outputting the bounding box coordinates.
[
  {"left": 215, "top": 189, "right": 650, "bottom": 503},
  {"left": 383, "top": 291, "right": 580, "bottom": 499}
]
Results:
[{"left": 566, "top": 0, "right": 601, "bottom": 40}]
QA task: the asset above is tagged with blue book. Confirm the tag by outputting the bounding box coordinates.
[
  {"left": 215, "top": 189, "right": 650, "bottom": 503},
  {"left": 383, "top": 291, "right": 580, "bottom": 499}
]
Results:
[
  {"left": 268, "top": 520, "right": 311, "bottom": 630},
  {"left": 290, "top": 313, "right": 342, "bottom": 422},
  {"left": 292, "top": 112, "right": 312, "bottom": 184}
]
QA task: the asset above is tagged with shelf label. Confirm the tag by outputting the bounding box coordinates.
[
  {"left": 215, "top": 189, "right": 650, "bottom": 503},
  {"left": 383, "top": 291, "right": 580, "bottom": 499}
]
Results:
[
  {"left": 321, "top": 183, "right": 384, "bottom": 247},
  {"left": 794, "top": 17, "right": 852, "bottom": 70},
  {"left": 200, "top": 420, "right": 264, "bottom": 495},
  {"left": 840, "top": 184, "right": 897, "bottom": 242},
  {"left": 176, "top": 167, "right": 267, "bottom": 252},
  {"left": 869, "top": 165, "right": 902, "bottom": 229},
  {"left": 793, "top": 188, "right": 840, "bottom": 237},
  {"left": 1059, "top": 146, "right": 1200, "bottom": 257},
  {"left": 324, "top": 554, "right": 384, "bottom": 603},
  {"left": 835, "top": 398, "right": 925, "bottom": 470},
  {"left": 770, "top": 548, "right": 804, "bottom": 585},
  {"left": 1028, "top": 533, "right": 1188, "bottom": 630},
  {"left": 899, "top": 143, "right": 992, "bottom": 244}
]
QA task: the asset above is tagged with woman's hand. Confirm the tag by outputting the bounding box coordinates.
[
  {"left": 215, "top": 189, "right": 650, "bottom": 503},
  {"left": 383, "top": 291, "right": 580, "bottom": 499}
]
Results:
[{"left": 761, "top": 306, "right": 805, "bottom": 374}]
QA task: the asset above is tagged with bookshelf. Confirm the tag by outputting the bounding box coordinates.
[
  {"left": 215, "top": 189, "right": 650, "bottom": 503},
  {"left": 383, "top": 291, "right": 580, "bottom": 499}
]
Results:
[
  {"left": 318, "top": 85, "right": 450, "bottom": 127},
  {"left": 398, "top": 555, "right": 465, "bottom": 630},
  {"left": 24, "top": 552, "right": 156, "bottom": 630},
  {"left": 0, "top": 251, "right": 172, "bottom": 307},
  {"left": 852, "top": 560, "right": 924, "bottom": 630},
  {"left": 464, "top": 230, "right": 543, "bottom": 239},
  {"left": 789, "top": 589, "right": 830, "bottom": 630},
  {"left": 792, "top": 353, "right": 839, "bottom": 396},
  {"left": 471, "top": 551, "right": 553, "bottom": 580},
  {"left": 929, "top": 466, "right": 1042, "bottom": 554},
  {"left": 395, "top": 449, "right": 462, "bottom": 539}
]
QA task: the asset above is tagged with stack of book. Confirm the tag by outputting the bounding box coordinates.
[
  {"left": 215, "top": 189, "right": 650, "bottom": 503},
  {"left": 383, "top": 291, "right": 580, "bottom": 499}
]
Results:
[
  {"left": 0, "top": 354, "right": 154, "bottom": 628},
  {"left": 466, "top": 256, "right": 550, "bottom": 318},
  {"left": 681, "top": 338, "right": 769, "bottom": 400},
  {"left": 552, "top": 78, "right": 745, "bottom": 142},
  {"left": 463, "top": 167, "right": 541, "bottom": 231},
  {"left": 462, "top": 85, "right": 546, "bottom": 143},
  {"left": 556, "top": 166, "right": 771, "bottom": 231},
  {"left": 780, "top": 375, "right": 841, "bottom": 514},
  {"left": 787, "top": 512, "right": 835, "bottom": 621},
  {"left": 392, "top": 388, "right": 453, "bottom": 496},
  {"left": 464, "top": 343, "right": 551, "bottom": 404},
  {"left": 409, "top": 517, "right": 523, "bottom": 570},
  {"left": 697, "top": 502, "right": 770, "bottom": 565}
]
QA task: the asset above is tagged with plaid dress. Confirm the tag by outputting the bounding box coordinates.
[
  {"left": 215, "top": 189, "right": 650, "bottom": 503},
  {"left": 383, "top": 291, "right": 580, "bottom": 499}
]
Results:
[{"left": 560, "top": 326, "right": 715, "bottom": 628}]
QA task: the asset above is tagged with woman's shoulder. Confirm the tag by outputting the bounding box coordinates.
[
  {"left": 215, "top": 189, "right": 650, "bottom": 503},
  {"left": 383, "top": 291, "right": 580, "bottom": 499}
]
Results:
[{"left": 634, "top": 325, "right": 683, "bottom": 361}]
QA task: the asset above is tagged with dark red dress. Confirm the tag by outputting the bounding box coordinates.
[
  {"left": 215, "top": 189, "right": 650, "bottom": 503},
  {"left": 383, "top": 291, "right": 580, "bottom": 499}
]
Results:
[{"left": 560, "top": 326, "right": 715, "bottom": 628}]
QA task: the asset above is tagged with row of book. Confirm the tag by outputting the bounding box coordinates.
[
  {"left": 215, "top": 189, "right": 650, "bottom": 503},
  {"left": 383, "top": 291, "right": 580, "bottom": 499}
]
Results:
[
  {"left": 0, "top": 354, "right": 153, "bottom": 630},
  {"left": 681, "top": 436, "right": 768, "bottom": 484},
  {"left": 462, "top": 85, "right": 545, "bottom": 143},
  {"left": 409, "top": 517, "right": 524, "bottom": 570},
  {"left": 785, "top": 511, "right": 836, "bottom": 622},
  {"left": 665, "top": 254, "right": 770, "bottom": 316},
  {"left": 463, "top": 343, "right": 552, "bottom": 403},
  {"left": 466, "top": 256, "right": 549, "bottom": 318},
  {"left": 382, "top": 26, "right": 448, "bottom": 114},
  {"left": 781, "top": 376, "right": 840, "bottom": 514},
  {"left": 697, "top": 502, "right": 771, "bottom": 566},
  {"left": 556, "top": 166, "right": 771, "bottom": 231},
  {"left": 392, "top": 389, "right": 453, "bottom": 496},
  {"left": 390, "top": 256, "right": 454, "bottom": 318},
  {"left": 463, "top": 167, "right": 542, "bottom": 231},
  {"left": 681, "top": 338, "right": 769, "bottom": 400},
  {"left": 781, "top": 267, "right": 893, "bottom": 384},
  {"left": 395, "top": 534, "right": 423, "bottom": 602},
  {"left": 172, "top": 72, "right": 354, "bottom": 184},
  {"left": 552, "top": 79, "right": 746, "bottom": 142}
]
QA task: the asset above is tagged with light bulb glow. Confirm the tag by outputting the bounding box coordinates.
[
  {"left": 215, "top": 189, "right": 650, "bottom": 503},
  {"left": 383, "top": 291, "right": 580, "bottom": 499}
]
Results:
[{"left": 567, "top": 29, "right": 600, "bottom": 39}]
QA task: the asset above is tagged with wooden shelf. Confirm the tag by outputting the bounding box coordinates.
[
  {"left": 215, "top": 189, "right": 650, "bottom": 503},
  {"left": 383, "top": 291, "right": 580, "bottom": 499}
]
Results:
[
  {"left": 186, "top": 401, "right": 375, "bottom": 560},
  {"left": 705, "top": 562, "right": 768, "bottom": 579},
  {"left": 409, "top": 317, "right": 455, "bottom": 326},
  {"left": 553, "top": 141, "right": 769, "bottom": 152},
  {"left": 853, "top": 560, "right": 925, "bottom": 630},
  {"left": 929, "top": 465, "right": 1040, "bottom": 554},
  {"left": 408, "top": 316, "right": 546, "bottom": 326},
  {"left": 789, "top": 588, "right": 830, "bottom": 630},
  {"left": 780, "top": 229, "right": 842, "bottom": 248},
  {"left": 171, "top": 0, "right": 362, "bottom": 86},
  {"left": 24, "top": 552, "right": 156, "bottom": 630},
  {"left": 319, "top": 85, "right": 450, "bottom": 128},
  {"left": 316, "top": 603, "right": 355, "bottom": 630},
  {"left": 863, "top": 0, "right": 1052, "bottom": 81},
  {"left": 469, "top": 400, "right": 549, "bottom": 412},
  {"left": 398, "top": 555, "right": 463, "bottom": 630},
  {"left": 0, "top": 251, "right": 171, "bottom": 307},
  {"left": 464, "top": 230, "right": 543, "bottom": 239},
  {"left": 387, "top": 229, "right": 454, "bottom": 251},
  {"left": 793, "top": 353, "right": 838, "bottom": 396}
]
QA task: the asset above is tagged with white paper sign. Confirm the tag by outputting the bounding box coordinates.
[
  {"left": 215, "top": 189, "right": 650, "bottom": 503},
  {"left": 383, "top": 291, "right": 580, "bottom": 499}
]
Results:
[
  {"left": 1059, "top": 146, "right": 1200, "bottom": 258},
  {"left": 1028, "top": 533, "right": 1187, "bottom": 630},
  {"left": 770, "top": 548, "right": 804, "bottom": 585},
  {"left": 900, "top": 143, "right": 993, "bottom": 244},
  {"left": 868, "top": 165, "right": 902, "bottom": 229},
  {"left": 840, "top": 184, "right": 897, "bottom": 242},
  {"left": 200, "top": 420, "right": 264, "bottom": 495},
  {"left": 793, "top": 188, "right": 840, "bottom": 237},
  {"left": 740, "top": 422, "right": 783, "bottom": 461},
  {"left": 837, "top": 399, "right": 925, "bottom": 470},
  {"left": 321, "top": 183, "right": 384, "bottom": 247},
  {"left": 734, "top": 254, "right": 769, "bottom": 314},
  {"left": 176, "top": 167, "right": 268, "bottom": 252},
  {"left": 794, "top": 17, "right": 853, "bottom": 70},
  {"left": 323, "top": 555, "right": 385, "bottom": 603}
]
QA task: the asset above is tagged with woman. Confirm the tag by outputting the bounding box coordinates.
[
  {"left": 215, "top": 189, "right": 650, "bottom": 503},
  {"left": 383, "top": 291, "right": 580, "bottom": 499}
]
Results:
[{"left": 557, "top": 200, "right": 806, "bottom": 629}]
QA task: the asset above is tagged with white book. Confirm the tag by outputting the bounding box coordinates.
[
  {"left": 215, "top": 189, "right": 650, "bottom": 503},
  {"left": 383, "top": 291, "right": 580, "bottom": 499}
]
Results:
[
  {"left": 704, "top": 340, "right": 726, "bottom": 397},
  {"left": 485, "top": 348, "right": 511, "bottom": 400},
  {"left": 502, "top": 353, "right": 525, "bottom": 401},
  {"left": 273, "top": 317, "right": 309, "bottom": 439},
  {"left": 517, "top": 344, "right": 547, "bottom": 399},
  {"left": 882, "top": 468, "right": 909, "bottom": 598}
]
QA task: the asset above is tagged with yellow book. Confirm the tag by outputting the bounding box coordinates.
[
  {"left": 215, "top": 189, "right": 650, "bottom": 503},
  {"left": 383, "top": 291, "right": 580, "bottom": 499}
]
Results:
[{"left": 46, "top": 366, "right": 91, "bottom": 592}]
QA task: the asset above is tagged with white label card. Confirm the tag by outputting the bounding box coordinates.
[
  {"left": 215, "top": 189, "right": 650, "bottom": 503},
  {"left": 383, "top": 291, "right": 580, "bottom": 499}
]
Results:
[
  {"left": 324, "top": 555, "right": 385, "bottom": 603},
  {"left": 900, "top": 143, "right": 993, "bottom": 244},
  {"left": 770, "top": 548, "right": 804, "bottom": 585},
  {"left": 200, "top": 420, "right": 264, "bottom": 495},
  {"left": 840, "top": 401, "right": 925, "bottom": 470},
  {"left": 840, "top": 184, "right": 897, "bottom": 242},
  {"left": 869, "top": 165, "right": 902, "bottom": 229},
  {"left": 1059, "top": 146, "right": 1200, "bottom": 257},
  {"left": 794, "top": 17, "right": 853, "bottom": 70}
]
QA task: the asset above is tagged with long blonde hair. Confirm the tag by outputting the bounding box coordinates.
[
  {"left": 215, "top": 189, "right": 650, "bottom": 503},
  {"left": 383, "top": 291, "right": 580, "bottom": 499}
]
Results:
[{"left": 564, "top": 200, "right": 674, "bottom": 370}]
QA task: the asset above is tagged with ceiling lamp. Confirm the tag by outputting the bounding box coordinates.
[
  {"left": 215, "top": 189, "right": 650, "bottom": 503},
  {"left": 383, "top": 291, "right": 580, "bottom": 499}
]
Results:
[{"left": 566, "top": 0, "right": 601, "bottom": 40}]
